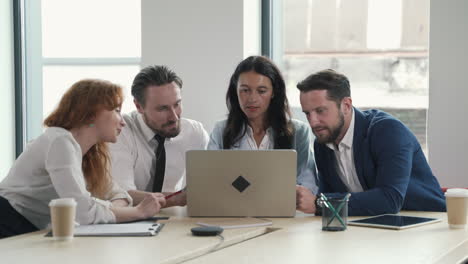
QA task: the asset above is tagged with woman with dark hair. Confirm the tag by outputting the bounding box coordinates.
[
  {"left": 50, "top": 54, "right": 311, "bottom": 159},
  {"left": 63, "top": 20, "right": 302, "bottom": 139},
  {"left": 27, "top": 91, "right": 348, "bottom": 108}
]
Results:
[
  {"left": 0, "top": 79, "right": 165, "bottom": 238},
  {"left": 208, "top": 56, "right": 318, "bottom": 195}
]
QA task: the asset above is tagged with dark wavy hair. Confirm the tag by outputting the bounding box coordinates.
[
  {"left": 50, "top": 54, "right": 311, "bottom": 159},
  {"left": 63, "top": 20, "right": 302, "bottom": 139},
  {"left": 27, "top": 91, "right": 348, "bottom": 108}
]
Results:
[{"left": 223, "top": 56, "right": 294, "bottom": 149}]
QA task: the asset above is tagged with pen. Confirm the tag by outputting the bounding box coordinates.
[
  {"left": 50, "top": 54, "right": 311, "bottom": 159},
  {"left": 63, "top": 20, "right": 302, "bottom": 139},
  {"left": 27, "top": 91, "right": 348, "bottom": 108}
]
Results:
[{"left": 164, "top": 190, "right": 183, "bottom": 200}]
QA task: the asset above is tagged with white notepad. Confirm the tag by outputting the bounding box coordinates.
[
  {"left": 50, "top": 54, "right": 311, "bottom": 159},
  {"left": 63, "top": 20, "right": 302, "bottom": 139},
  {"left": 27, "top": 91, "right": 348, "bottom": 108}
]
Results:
[
  {"left": 46, "top": 222, "right": 164, "bottom": 237},
  {"left": 74, "top": 222, "right": 164, "bottom": 236}
]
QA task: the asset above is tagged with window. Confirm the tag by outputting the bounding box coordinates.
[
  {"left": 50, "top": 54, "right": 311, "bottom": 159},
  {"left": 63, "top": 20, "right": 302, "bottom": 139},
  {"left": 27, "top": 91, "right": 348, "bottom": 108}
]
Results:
[
  {"left": 1, "top": 0, "right": 15, "bottom": 180},
  {"left": 23, "top": 0, "right": 141, "bottom": 144},
  {"left": 273, "top": 0, "right": 429, "bottom": 152}
]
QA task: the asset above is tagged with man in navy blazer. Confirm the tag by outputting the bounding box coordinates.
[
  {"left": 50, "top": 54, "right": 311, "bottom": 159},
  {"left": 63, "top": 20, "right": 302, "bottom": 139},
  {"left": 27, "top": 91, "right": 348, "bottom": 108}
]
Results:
[{"left": 295, "top": 69, "right": 446, "bottom": 216}]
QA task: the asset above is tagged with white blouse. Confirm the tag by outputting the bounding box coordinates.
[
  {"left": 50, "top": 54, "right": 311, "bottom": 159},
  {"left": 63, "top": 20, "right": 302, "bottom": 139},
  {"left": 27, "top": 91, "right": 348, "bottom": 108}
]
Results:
[
  {"left": 0, "top": 127, "right": 132, "bottom": 229},
  {"left": 233, "top": 125, "right": 274, "bottom": 150}
]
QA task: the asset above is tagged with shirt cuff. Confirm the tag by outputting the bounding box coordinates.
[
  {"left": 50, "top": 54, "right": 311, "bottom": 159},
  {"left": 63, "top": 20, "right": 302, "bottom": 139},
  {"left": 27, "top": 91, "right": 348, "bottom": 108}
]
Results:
[{"left": 110, "top": 191, "right": 133, "bottom": 207}]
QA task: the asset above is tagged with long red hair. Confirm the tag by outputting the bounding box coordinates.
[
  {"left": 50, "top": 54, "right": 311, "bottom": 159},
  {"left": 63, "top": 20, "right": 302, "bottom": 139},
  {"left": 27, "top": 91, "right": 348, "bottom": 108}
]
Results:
[{"left": 44, "top": 79, "right": 124, "bottom": 199}]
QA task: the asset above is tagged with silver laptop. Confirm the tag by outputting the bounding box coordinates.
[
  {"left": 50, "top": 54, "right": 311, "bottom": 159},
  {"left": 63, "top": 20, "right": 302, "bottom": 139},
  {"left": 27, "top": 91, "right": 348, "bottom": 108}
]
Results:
[{"left": 186, "top": 150, "right": 297, "bottom": 217}]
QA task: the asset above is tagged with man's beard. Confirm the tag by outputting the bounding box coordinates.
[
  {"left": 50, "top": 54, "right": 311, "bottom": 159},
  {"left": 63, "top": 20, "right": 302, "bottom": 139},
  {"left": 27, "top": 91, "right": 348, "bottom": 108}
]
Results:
[
  {"left": 314, "top": 111, "right": 345, "bottom": 144},
  {"left": 143, "top": 114, "right": 181, "bottom": 138},
  {"left": 156, "top": 120, "right": 181, "bottom": 138}
]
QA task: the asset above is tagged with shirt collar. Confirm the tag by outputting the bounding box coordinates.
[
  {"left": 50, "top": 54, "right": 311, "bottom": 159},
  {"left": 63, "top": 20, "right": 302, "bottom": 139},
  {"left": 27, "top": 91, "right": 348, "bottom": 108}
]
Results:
[
  {"left": 246, "top": 124, "right": 274, "bottom": 137},
  {"left": 326, "top": 108, "right": 355, "bottom": 151},
  {"left": 136, "top": 113, "right": 174, "bottom": 143}
]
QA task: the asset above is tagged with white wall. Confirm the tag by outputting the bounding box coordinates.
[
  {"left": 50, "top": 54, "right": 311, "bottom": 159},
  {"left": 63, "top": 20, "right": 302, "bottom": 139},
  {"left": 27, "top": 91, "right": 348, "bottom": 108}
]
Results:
[
  {"left": 0, "top": 0, "right": 16, "bottom": 180},
  {"left": 141, "top": 0, "right": 260, "bottom": 132},
  {"left": 427, "top": 0, "right": 468, "bottom": 187},
  {"left": 243, "top": 0, "right": 261, "bottom": 58}
]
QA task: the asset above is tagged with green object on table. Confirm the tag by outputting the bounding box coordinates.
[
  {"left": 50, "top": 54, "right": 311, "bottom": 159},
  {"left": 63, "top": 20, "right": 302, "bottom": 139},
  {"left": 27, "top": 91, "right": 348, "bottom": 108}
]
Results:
[
  {"left": 321, "top": 193, "right": 347, "bottom": 228},
  {"left": 325, "top": 193, "right": 351, "bottom": 227}
]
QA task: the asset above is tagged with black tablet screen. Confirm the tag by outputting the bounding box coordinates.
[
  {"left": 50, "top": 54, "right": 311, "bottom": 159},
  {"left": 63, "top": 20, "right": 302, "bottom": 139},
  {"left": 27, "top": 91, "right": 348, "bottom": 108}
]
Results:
[{"left": 350, "top": 215, "right": 437, "bottom": 227}]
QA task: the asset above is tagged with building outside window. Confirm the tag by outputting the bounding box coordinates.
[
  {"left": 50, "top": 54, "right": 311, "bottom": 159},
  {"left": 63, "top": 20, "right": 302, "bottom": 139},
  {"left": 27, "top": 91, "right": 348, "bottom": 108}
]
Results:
[{"left": 275, "top": 0, "right": 429, "bottom": 152}]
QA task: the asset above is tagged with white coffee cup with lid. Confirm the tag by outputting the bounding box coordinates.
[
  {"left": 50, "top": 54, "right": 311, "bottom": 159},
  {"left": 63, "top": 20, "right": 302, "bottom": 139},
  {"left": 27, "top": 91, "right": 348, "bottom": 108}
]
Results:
[
  {"left": 49, "top": 198, "right": 77, "bottom": 240},
  {"left": 445, "top": 188, "right": 468, "bottom": 229}
]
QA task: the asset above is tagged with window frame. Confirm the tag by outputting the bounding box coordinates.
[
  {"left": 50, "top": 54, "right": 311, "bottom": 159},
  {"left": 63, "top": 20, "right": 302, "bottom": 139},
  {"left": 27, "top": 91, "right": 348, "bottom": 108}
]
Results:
[{"left": 14, "top": 0, "right": 141, "bottom": 155}]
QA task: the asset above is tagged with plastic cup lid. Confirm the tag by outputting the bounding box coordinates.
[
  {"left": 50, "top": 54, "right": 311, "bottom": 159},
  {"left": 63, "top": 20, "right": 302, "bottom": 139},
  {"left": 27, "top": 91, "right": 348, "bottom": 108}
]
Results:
[
  {"left": 49, "top": 198, "right": 77, "bottom": 207},
  {"left": 445, "top": 188, "right": 468, "bottom": 198}
]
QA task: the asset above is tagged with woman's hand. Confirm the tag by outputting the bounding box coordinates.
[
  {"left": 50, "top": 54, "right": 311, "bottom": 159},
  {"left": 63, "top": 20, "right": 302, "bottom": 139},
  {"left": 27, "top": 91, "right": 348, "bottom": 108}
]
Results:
[
  {"left": 150, "top": 192, "right": 167, "bottom": 207},
  {"left": 136, "top": 194, "right": 166, "bottom": 218}
]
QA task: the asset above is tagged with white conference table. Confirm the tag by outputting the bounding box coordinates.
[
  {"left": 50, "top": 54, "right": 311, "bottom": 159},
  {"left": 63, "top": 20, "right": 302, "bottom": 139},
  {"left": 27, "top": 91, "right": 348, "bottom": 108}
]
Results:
[{"left": 0, "top": 208, "right": 466, "bottom": 264}]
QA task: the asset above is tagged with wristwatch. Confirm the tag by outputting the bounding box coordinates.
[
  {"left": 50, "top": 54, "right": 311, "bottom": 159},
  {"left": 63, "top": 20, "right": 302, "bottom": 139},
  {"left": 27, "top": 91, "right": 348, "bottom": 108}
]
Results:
[{"left": 315, "top": 193, "right": 322, "bottom": 216}]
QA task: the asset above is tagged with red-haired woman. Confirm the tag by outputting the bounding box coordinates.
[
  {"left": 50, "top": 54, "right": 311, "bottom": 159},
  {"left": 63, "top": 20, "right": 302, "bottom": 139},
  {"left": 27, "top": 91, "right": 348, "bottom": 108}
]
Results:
[{"left": 0, "top": 79, "right": 165, "bottom": 238}]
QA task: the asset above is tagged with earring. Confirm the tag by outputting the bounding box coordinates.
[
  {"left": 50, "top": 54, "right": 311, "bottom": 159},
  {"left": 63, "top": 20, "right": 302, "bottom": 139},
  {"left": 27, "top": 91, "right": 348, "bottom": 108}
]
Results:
[{"left": 89, "top": 124, "right": 95, "bottom": 128}]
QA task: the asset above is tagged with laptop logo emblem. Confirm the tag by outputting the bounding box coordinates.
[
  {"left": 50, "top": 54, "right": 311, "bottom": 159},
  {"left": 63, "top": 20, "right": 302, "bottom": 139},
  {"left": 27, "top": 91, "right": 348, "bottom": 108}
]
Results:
[{"left": 232, "top": 175, "right": 250, "bottom": 193}]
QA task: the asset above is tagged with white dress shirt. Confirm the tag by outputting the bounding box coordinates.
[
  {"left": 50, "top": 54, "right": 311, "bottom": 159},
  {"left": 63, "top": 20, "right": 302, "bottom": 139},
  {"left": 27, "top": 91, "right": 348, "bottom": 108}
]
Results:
[
  {"left": 0, "top": 127, "right": 132, "bottom": 229},
  {"left": 326, "top": 109, "right": 364, "bottom": 192},
  {"left": 110, "top": 111, "right": 209, "bottom": 192}
]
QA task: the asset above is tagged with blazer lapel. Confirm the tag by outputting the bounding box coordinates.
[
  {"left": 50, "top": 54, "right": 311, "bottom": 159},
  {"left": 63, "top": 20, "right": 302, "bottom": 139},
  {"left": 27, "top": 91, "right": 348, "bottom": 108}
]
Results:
[
  {"left": 352, "top": 108, "right": 369, "bottom": 190},
  {"left": 324, "top": 147, "right": 349, "bottom": 193}
]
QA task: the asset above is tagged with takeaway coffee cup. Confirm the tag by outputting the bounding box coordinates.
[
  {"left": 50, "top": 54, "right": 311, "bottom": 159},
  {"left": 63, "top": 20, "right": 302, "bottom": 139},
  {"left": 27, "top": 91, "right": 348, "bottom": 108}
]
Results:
[
  {"left": 445, "top": 188, "right": 468, "bottom": 229},
  {"left": 49, "top": 198, "right": 77, "bottom": 240}
]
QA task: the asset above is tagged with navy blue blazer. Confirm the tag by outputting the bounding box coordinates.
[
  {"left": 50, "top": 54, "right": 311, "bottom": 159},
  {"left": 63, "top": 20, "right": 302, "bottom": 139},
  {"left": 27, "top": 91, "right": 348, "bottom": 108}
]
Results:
[{"left": 314, "top": 108, "right": 446, "bottom": 216}]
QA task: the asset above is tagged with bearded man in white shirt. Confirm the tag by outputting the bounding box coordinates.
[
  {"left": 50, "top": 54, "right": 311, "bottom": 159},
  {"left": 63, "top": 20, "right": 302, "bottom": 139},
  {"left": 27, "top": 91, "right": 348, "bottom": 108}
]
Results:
[{"left": 110, "top": 65, "right": 209, "bottom": 207}]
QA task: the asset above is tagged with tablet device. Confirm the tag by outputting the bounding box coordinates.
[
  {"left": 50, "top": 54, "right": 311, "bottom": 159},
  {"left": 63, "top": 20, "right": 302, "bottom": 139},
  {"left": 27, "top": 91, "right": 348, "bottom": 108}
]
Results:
[{"left": 348, "top": 214, "right": 442, "bottom": 230}]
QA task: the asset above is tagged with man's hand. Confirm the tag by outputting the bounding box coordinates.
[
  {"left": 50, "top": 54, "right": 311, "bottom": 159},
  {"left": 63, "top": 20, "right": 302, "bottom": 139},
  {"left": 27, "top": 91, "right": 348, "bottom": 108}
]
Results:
[
  {"left": 163, "top": 192, "right": 186, "bottom": 208},
  {"left": 296, "top": 185, "right": 317, "bottom": 214}
]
